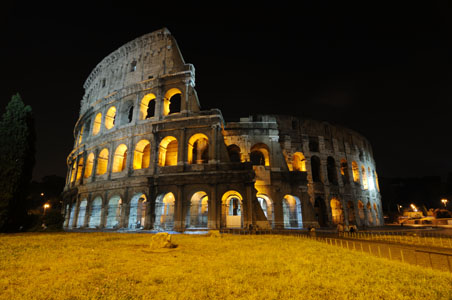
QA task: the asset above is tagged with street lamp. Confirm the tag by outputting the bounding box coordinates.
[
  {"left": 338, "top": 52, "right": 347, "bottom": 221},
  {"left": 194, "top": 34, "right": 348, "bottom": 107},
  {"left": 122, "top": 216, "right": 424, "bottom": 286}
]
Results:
[
  {"left": 43, "top": 203, "right": 50, "bottom": 215},
  {"left": 441, "top": 198, "right": 448, "bottom": 208}
]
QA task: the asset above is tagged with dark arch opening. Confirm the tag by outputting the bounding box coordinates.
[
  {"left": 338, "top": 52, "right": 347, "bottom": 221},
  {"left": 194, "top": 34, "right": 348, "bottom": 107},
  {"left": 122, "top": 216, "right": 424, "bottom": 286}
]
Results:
[
  {"left": 169, "top": 94, "right": 181, "bottom": 114},
  {"left": 128, "top": 106, "right": 134, "bottom": 123},
  {"left": 146, "top": 100, "right": 155, "bottom": 119},
  {"left": 227, "top": 145, "right": 241, "bottom": 162},
  {"left": 327, "top": 156, "right": 338, "bottom": 185},
  {"left": 311, "top": 156, "right": 322, "bottom": 183},
  {"left": 314, "top": 197, "right": 327, "bottom": 227},
  {"left": 250, "top": 151, "right": 265, "bottom": 166}
]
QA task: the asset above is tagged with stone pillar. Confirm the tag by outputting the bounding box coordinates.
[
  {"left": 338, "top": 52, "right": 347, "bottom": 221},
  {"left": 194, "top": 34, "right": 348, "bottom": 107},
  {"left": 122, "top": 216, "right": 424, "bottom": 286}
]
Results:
[
  {"left": 209, "top": 125, "right": 218, "bottom": 164},
  {"left": 208, "top": 184, "right": 217, "bottom": 229},
  {"left": 173, "top": 185, "right": 184, "bottom": 231},
  {"left": 154, "top": 88, "right": 163, "bottom": 121},
  {"left": 177, "top": 128, "right": 186, "bottom": 166}
]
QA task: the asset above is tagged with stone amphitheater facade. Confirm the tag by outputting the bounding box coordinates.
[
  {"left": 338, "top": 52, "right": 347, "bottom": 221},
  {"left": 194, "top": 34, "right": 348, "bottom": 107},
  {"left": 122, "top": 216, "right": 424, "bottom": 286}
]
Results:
[{"left": 63, "top": 28, "right": 383, "bottom": 231}]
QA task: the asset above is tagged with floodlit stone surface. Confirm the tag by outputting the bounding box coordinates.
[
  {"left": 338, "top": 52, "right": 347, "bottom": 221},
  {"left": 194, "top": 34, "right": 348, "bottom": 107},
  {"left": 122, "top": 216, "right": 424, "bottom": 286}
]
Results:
[
  {"left": 150, "top": 232, "right": 175, "bottom": 249},
  {"left": 63, "top": 28, "right": 382, "bottom": 232}
]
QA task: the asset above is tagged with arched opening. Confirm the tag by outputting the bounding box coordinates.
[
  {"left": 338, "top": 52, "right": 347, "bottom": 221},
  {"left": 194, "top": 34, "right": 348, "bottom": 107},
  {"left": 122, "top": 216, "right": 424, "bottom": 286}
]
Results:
[
  {"left": 96, "top": 148, "right": 109, "bottom": 175},
  {"left": 366, "top": 202, "right": 373, "bottom": 225},
  {"left": 163, "top": 88, "right": 182, "bottom": 116},
  {"left": 352, "top": 161, "right": 360, "bottom": 182},
  {"left": 250, "top": 143, "right": 270, "bottom": 166},
  {"left": 292, "top": 152, "right": 306, "bottom": 171},
  {"left": 158, "top": 136, "right": 178, "bottom": 166},
  {"left": 133, "top": 140, "right": 151, "bottom": 169},
  {"left": 88, "top": 197, "right": 102, "bottom": 228},
  {"left": 127, "top": 106, "right": 134, "bottom": 123},
  {"left": 76, "top": 157, "right": 84, "bottom": 181},
  {"left": 314, "top": 197, "right": 327, "bottom": 227},
  {"left": 374, "top": 170, "right": 380, "bottom": 191},
  {"left": 187, "top": 133, "right": 209, "bottom": 164},
  {"left": 105, "top": 106, "right": 116, "bottom": 130},
  {"left": 311, "top": 156, "right": 322, "bottom": 183},
  {"left": 77, "top": 126, "right": 84, "bottom": 145},
  {"left": 105, "top": 196, "right": 122, "bottom": 229},
  {"left": 77, "top": 199, "right": 87, "bottom": 228},
  {"left": 257, "top": 194, "right": 274, "bottom": 227},
  {"left": 327, "top": 157, "right": 338, "bottom": 185},
  {"left": 140, "top": 93, "right": 156, "bottom": 120},
  {"left": 340, "top": 159, "right": 349, "bottom": 184},
  {"left": 347, "top": 201, "right": 356, "bottom": 224},
  {"left": 185, "top": 191, "right": 208, "bottom": 228},
  {"left": 154, "top": 192, "right": 175, "bottom": 230},
  {"left": 283, "top": 195, "right": 302, "bottom": 229},
  {"left": 330, "top": 198, "right": 344, "bottom": 225},
  {"left": 68, "top": 204, "right": 76, "bottom": 228},
  {"left": 222, "top": 191, "right": 243, "bottom": 228},
  {"left": 70, "top": 161, "right": 76, "bottom": 183},
  {"left": 92, "top": 113, "right": 102, "bottom": 136},
  {"left": 112, "top": 144, "right": 128, "bottom": 173},
  {"left": 128, "top": 193, "right": 147, "bottom": 229},
  {"left": 227, "top": 144, "right": 241, "bottom": 162},
  {"left": 358, "top": 200, "right": 365, "bottom": 224},
  {"left": 84, "top": 153, "right": 94, "bottom": 178},
  {"left": 373, "top": 203, "right": 379, "bottom": 226},
  {"left": 367, "top": 167, "right": 374, "bottom": 190},
  {"left": 362, "top": 166, "right": 368, "bottom": 190}
]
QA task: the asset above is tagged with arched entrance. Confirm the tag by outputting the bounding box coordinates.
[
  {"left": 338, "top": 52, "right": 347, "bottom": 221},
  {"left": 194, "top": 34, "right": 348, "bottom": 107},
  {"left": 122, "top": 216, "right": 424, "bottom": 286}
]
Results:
[
  {"left": 154, "top": 192, "right": 175, "bottom": 230},
  {"left": 222, "top": 191, "right": 243, "bottom": 228},
  {"left": 105, "top": 196, "right": 122, "bottom": 229},
  {"left": 282, "top": 195, "right": 302, "bottom": 229},
  {"left": 366, "top": 202, "right": 373, "bottom": 225},
  {"left": 185, "top": 191, "right": 208, "bottom": 228},
  {"left": 257, "top": 194, "right": 274, "bottom": 228},
  {"left": 77, "top": 199, "right": 87, "bottom": 228},
  {"left": 330, "top": 198, "right": 344, "bottom": 225},
  {"left": 68, "top": 204, "right": 76, "bottom": 228},
  {"left": 347, "top": 201, "right": 356, "bottom": 225},
  {"left": 88, "top": 197, "right": 102, "bottom": 228},
  {"left": 314, "top": 196, "right": 327, "bottom": 227},
  {"left": 128, "top": 193, "right": 147, "bottom": 229}
]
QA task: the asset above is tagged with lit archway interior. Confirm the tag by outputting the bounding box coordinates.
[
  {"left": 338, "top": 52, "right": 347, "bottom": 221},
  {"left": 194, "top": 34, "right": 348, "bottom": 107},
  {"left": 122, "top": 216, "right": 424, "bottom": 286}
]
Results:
[
  {"left": 140, "top": 93, "right": 156, "bottom": 120},
  {"left": 105, "top": 106, "right": 117, "bottom": 130},
  {"left": 163, "top": 88, "right": 182, "bottom": 116},
  {"left": 187, "top": 133, "right": 209, "bottom": 164},
  {"left": 186, "top": 191, "right": 208, "bottom": 228},
  {"left": 112, "top": 144, "right": 128, "bottom": 172},
  {"left": 154, "top": 192, "right": 175, "bottom": 230},
  {"left": 159, "top": 136, "right": 178, "bottom": 166},
  {"left": 330, "top": 198, "right": 344, "bottom": 225},
  {"left": 77, "top": 199, "right": 87, "bottom": 228},
  {"left": 105, "top": 195, "right": 122, "bottom": 229},
  {"left": 222, "top": 191, "right": 243, "bottom": 228},
  {"left": 128, "top": 193, "right": 147, "bottom": 229},
  {"left": 282, "top": 195, "right": 302, "bottom": 229},
  {"left": 133, "top": 140, "right": 151, "bottom": 169},
  {"left": 96, "top": 148, "right": 109, "bottom": 175},
  {"left": 88, "top": 197, "right": 102, "bottom": 228},
  {"left": 292, "top": 152, "right": 306, "bottom": 171}
]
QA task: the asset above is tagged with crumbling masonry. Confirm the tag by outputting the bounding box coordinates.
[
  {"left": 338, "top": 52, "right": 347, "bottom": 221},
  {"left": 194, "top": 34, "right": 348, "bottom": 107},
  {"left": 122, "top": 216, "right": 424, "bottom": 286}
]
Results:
[{"left": 63, "top": 28, "right": 383, "bottom": 231}]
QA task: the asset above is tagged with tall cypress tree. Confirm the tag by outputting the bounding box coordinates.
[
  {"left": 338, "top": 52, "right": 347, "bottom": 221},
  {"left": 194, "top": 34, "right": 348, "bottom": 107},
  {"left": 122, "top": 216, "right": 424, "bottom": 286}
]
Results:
[{"left": 0, "top": 93, "right": 36, "bottom": 231}]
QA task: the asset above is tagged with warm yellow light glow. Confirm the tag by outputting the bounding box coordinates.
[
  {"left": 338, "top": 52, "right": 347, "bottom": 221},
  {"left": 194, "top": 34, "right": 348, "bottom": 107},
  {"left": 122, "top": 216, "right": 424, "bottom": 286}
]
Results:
[
  {"left": 43, "top": 203, "right": 50, "bottom": 209},
  {"left": 112, "top": 144, "right": 128, "bottom": 172},
  {"left": 96, "top": 148, "right": 109, "bottom": 175},
  {"left": 70, "top": 161, "right": 76, "bottom": 182},
  {"left": 330, "top": 198, "right": 344, "bottom": 225},
  {"left": 292, "top": 152, "right": 306, "bottom": 171},
  {"left": 158, "top": 136, "right": 178, "bottom": 166},
  {"left": 374, "top": 171, "right": 380, "bottom": 191},
  {"left": 361, "top": 166, "right": 368, "bottom": 190},
  {"left": 76, "top": 157, "right": 84, "bottom": 181},
  {"left": 133, "top": 139, "right": 151, "bottom": 169},
  {"left": 441, "top": 198, "right": 448, "bottom": 208},
  {"left": 163, "top": 88, "right": 182, "bottom": 116},
  {"left": 40, "top": 193, "right": 44, "bottom": 196},
  {"left": 84, "top": 153, "right": 94, "bottom": 178},
  {"left": 352, "top": 161, "right": 360, "bottom": 182},
  {"left": 139, "top": 93, "right": 156, "bottom": 120},
  {"left": 105, "top": 106, "right": 116, "bottom": 130},
  {"left": 187, "top": 133, "right": 209, "bottom": 164},
  {"left": 78, "top": 126, "right": 84, "bottom": 145},
  {"left": 410, "top": 204, "right": 417, "bottom": 212},
  {"left": 92, "top": 113, "right": 102, "bottom": 135}
]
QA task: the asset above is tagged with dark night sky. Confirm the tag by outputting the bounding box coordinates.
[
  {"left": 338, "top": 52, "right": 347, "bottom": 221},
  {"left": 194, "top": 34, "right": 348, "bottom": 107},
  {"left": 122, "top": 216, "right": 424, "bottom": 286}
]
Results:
[{"left": 1, "top": 1, "right": 450, "bottom": 181}]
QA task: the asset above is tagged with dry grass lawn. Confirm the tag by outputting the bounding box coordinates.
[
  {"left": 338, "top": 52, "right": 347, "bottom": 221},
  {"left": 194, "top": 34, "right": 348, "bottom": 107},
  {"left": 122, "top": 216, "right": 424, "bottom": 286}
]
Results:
[{"left": 0, "top": 232, "right": 451, "bottom": 299}]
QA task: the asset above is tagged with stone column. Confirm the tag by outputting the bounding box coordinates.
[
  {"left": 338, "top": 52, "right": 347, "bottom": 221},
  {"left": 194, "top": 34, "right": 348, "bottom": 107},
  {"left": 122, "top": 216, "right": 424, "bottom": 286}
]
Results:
[
  {"left": 208, "top": 184, "right": 217, "bottom": 229},
  {"left": 177, "top": 128, "right": 186, "bottom": 166},
  {"left": 173, "top": 185, "right": 184, "bottom": 231}
]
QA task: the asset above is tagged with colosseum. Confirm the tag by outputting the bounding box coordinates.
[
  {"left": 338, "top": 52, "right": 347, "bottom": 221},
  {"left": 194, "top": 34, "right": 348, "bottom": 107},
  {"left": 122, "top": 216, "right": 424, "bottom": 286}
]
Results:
[{"left": 63, "top": 28, "right": 383, "bottom": 232}]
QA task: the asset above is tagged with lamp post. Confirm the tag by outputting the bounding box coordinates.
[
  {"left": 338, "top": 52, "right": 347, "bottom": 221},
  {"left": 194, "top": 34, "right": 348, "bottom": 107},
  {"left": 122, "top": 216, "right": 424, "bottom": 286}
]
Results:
[
  {"left": 43, "top": 203, "right": 50, "bottom": 215},
  {"left": 441, "top": 198, "right": 448, "bottom": 209}
]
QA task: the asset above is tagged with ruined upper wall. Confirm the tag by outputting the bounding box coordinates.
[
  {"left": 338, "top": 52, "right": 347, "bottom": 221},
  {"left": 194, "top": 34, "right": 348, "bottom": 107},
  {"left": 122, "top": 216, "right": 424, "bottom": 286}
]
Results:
[{"left": 80, "top": 28, "right": 193, "bottom": 115}]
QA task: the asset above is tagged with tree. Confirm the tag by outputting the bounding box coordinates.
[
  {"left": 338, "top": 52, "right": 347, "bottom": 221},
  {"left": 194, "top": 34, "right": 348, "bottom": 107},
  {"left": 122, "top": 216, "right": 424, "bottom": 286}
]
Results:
[{"left": 0, "top": 93, "right": 36, "bottom": 231}]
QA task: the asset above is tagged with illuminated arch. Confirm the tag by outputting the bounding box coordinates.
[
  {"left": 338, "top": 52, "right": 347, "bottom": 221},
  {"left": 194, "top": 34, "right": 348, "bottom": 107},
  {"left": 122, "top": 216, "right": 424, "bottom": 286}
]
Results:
[
  {"left": 158, "top": 136, "right": 178, "bottom": 166},
  {"left": 347, "top": 201, "right": 356, "bottom": 224},
  {"left": 76, "top": 157, "right": 84, "bottom": 181},
  {"left": 366, "top": 202, "right": 373, "bottom": 225},
  {"left": 186, "top": 191, "right": 208, "bottom": 228},
  {"left": 352, "top": 161, "right": 360, "bottom": 182},
  {"left": 128, "top": 193, "right": 147, "bottom": 229},
  {"left": 374, "top": 170, "right": 380, "bottom": 191},
  {"left": 76, "top": 199, "right": 87, "bottom": 228},
  {"left": 105, "top": 195, "right": 122, "bottom": 229},
  {"left": 282, "top": 195, "right": 302, "bottom": 229},
  {"left": 133, "top": 139, "right": 151, "bottom": 169},
  {"left": 257, "top": 193, "right": 273, "bottom": 225},
  {"left": 88, "top": 196, "right": 102, "bottom": 228},
  {"left": 330, "top": 198, "right": 344, "bottom": 225},
  {"left": 139, "top": 93, "right": 156, "bottom": 120},
  {"left": 154, "top": 192, "right": 176, "bottom": 230},
  {"left": 361, "top": 166, "right": 368, "bottom": 190},
  {"left": 92, "top": 113, "right": 102, "bottom": 135},
  {"left": 105, "top": 106, "right": 116, "bottom": 130},
  {"left": 70, "top": 161, "right": 76, "bottom": 182},
  {"left": 187, "top": 133, "right": 209, "bottom": 164},
  {"left": 221, "top": 190, "right": 243, "bottom": 228},
  {"left": 96, "top": 148, "right": 109, "bottom": 175},
  {"left": 250, "top": 143, "right": 270, "bottom": 166},
  {"left": 292, "top": 152, "right": 306, "bottom": 171},
  {"left": 340, "top": 159, "right": 349, "bottom": 184},
  {"left": 84, "top": 153, "right": 94, "bottom": 178},
  {"left": 358, "top": 200, "right": 365, "bottom": 223},
  {"left": 163, "top": 88, "right": 182, "bottom": 116},
  {"left": 112, "top": 144, "right": 128, "bottom": 173}
]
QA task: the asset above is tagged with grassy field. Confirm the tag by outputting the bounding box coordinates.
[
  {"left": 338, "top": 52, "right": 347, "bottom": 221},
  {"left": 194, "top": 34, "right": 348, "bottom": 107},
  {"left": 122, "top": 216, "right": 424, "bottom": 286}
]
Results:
[{"left": 0, "top": 233, "right": 451, "bottom": 300}]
